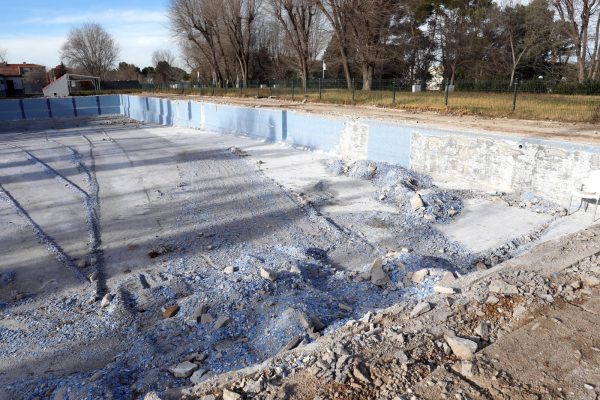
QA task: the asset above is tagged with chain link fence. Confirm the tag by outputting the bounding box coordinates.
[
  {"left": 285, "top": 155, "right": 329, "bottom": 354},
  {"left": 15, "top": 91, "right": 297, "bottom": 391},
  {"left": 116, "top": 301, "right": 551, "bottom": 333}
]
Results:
[{"left": 87, "top": 78, "right": 600, "bottom": 122}]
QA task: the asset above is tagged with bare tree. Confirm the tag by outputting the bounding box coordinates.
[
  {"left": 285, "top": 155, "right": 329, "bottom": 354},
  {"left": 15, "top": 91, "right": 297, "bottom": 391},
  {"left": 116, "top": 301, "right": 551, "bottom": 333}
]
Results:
[
  {"left": 346, "top": 0, "right": 397, "bottom": 90},
  {"left": 502, "top": 0, "right": 556, "bottom": 85},
  {"left": 169, "top": 0, "right": 235, "bottom": 86},
  {"left": 553, "top": 0, "right": 600, "bottom": 82},
  {"left": 315, "top": 0, "right": 352, "bottom": 88},
  {"left": 152, "top": 49, "right": 178, "bottom": 67},
  {"left": 61, "top": 23, "right": 119, "bottom": 80},
  {"left": 222, "top": 0, "right": 262, "bottom": 86},
  {"left": 269, "top": 0, "right": 325, "bottom": 89},
  {"left": 0, "top": 48, "right": 7, "bottom": 63}
]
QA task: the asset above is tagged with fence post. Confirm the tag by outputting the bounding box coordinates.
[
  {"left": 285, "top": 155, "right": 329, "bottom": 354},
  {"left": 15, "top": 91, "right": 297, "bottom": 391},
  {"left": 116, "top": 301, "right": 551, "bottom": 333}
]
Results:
[
  {"left": 212, "top": 82, "right": 215, "bottom": 96},
  {"left": 292, "top": 79, "right": 295, "bottom": 101},
  {"left": 318, "top": 78, "right": 322, "bottom": 100},
  {"left": 351, "top": 78, "right": 355, "bottom": 105},
  {"left": 444, "top": 82, "right": 449, "bottom": 106},
  {"left": 512, "top": 80, "right": 518, "bottom": 112},
  {"left": 392, "top": 79, "right": 396, "bottom": 104},
  {"left": 269, "top": 81, "right": 272, "bottom": 97}
]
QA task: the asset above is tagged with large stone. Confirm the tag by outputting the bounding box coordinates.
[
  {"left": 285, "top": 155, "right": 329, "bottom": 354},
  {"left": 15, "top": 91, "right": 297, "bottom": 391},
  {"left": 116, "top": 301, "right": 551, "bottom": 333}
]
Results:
[
  {"left": 100, "top": 293, "right": 113, "bottom": 308},
  {"left": 213, "top": 315, "right": 231, "bottom": 330},
  {"left": 223, "top": 266, "right": 235, "bottom": 274},
  {"left": 168, "top": 361, "right": 198, "bottom": 378},
  {"left": 260, "top": 267, "right": 277, "bottom": 281},
  {"left": 193, "top": 303, "right": 208, "bottom": 322},
  {"left": 410, "top": 194, "right": 424, "bottom": 210},
  {"left": 488, "top": 279, "right": 519, "bottom": 295},
  {"left": 222, "top": 389, "right": 242, "bottom": 400},
  {"left": 281, "top": 335, "right": 302, "bottom": 352},
  {"left": 299, "top": 313, "right": 326, "bottom": 331},
  {"left": 439, "top": 271, "right": 456, "bottom": 285},
  {"left": 433, "top": 284, "right": 456, "bottom": 294},
  {"left": 445, "top": 334, "right": 478, "bottom": 360},
  {"left": 370, "top": 257, "right": 390, "bottom": 287},
  {"left": 190, "top": 369, "right": 209, "bottom": 384},
  {"left": 410, "top": 302, "right": 432, "bottom": 318},
  {"left": 200, "top": 313, "right": 214, "bottom": 325},
  {"left": 583, "top": 275, "right": 600, "bottom": 287},
  {"left": 411, "top": 268, "right": 429, "bottom": 283},
  {"left": 353, "top": 363, "right": 372, "bottom": 383}
]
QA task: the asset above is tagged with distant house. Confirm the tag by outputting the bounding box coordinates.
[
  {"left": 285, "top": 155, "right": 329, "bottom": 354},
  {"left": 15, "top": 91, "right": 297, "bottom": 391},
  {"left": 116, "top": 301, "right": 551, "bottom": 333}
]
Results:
[{"left": 0, "top": 62, "right": 47, "bottom": 97}]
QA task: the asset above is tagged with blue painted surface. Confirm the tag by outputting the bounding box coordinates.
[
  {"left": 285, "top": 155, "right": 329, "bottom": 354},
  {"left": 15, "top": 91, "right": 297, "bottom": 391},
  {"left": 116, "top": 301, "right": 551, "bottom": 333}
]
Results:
[
  {"left": 0, "top": 95, "right": 120, "bottom": 121},
  {"left": 98, "top": 95, "right": 121, "bottom": 115},
  {"left": 285, "top": 112, "right": 343, "bottom": 151},
  {"left": 201, "top": 102, "right": 284, "bottom": 141},
  {"left": 49, "top": 98, "right": 75, "bottom": 118},
  {"left": 22, "top": 98, "right": 49, "bottom": 119},
  {"left": 75, "top": 96, "right": 100, "bottom": 117},
  {"left": 0, "top": 99, "right": 23, "bottom": 120},
  {"left": 366, "top": 121, "right": 412, "bottom": 167}
]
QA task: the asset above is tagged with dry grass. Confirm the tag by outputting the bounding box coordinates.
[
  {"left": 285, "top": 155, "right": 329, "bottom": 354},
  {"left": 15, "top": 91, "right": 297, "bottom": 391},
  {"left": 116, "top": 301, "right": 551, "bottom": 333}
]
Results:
[{"left": 275, "top": 89, "right": 600, "bottom": 123}]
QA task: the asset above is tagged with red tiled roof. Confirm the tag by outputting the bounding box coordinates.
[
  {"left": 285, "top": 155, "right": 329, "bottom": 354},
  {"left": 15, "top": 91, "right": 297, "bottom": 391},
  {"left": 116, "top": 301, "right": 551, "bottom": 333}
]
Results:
[
  {"left": 0, "top": 63, "right": 45, "bottom": 77},
  {"left": 0, "top": 65, "right": 21, "bottom": 76}
]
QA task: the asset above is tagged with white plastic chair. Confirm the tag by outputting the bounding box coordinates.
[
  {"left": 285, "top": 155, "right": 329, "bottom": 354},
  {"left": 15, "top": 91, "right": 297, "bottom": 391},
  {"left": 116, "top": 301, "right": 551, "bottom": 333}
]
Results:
[{"left": 568, "top": 170, "right": 600, "bottom": 220}]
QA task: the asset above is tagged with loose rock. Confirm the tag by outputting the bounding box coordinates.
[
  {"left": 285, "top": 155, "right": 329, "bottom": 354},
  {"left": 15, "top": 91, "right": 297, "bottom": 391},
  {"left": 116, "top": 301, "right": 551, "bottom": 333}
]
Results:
[
  {"left": 410, "top": 302, "right": 432, "bottom": 318},
  {"left": 445, "top": 334, "right": 478, "bottom": 360},
  {"left": 168, "top": 361, "right": 198, "bottom": 378},
  {"left": 410, "top": 193, "right": 424, "bottom": 210},
  {"left": 190, "top": 369, "right": 209, "bottom": 384},
  {"left": 213, "top": 315, "right": 231, "bottom": 330},
  {"left": 353, "top": 363, "right": 371, "bottom": 383},
  {"left": 433, "top": 284, "right": 456, "bottom": 294},
  {"left": 222, "top": 389, "right": 242, "bottom": 400},
  {"left": 162, "top": 304, "right": 180, "bottom": 319},
  {"left": 411, "top": 268, "right": 429, "bottom": 283},
  {"left": 370, "top": 257, "right": 390, "bottom": 287},
  {"left": 488, "top": 280, "right": 519, "bottom": 295},
  {"left": 100, "top": 293, "right": 113, "bottom": 308},
  {"left": 260, "top": 267, "right": 277, "bottom": 281}
]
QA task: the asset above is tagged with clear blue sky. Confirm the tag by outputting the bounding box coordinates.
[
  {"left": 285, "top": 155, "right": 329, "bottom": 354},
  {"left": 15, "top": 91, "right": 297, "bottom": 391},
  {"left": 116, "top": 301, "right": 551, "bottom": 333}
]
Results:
[{"left": 0, "top": 0, "right": 177, "bottom": 69}]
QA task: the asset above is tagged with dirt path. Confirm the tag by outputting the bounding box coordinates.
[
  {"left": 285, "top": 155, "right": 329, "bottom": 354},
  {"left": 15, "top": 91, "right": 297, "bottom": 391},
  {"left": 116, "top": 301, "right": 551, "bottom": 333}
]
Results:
[{"left": 142, "top": 93, "right": 600, "bottom": 145}]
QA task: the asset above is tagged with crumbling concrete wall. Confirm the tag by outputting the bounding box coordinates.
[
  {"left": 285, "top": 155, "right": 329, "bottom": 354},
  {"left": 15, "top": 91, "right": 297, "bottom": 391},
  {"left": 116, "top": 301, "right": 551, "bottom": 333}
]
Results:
[{"left": 409, "top": 132, "right": 600, "bottom": 205}]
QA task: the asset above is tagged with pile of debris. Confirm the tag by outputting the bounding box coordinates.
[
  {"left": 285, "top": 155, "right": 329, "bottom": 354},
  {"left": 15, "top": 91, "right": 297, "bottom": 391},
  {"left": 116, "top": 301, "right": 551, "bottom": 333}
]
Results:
[
  {"left": 182, "top": 227, "right": 600, "bottom": 400},
  {"left": 328, "top": 160, "right": 463, "bottom": 223}
]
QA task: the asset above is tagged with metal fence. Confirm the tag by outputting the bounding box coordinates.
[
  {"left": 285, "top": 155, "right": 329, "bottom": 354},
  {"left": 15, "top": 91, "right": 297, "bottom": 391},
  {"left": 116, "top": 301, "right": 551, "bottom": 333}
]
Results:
[{"left": 84, "top": 78, "right": 600, "bottom": 122}]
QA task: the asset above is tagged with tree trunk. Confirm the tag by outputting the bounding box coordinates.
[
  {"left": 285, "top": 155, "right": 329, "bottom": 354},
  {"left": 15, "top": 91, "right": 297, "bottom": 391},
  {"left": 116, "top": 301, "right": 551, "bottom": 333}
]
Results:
[
  {"left": 578, "top": 57, "right": 586, "bottom": 83},
  {"left": 339, "top": 46, "right": 352, "bottom": 89},
  {"left": 361, "top": 63, "right": 373, "bottom": 91}
]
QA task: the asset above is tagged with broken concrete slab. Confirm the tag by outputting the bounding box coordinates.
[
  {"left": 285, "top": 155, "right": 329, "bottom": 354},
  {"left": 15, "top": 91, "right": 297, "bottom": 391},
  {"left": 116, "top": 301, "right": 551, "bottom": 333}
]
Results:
[{"left": 438, "top": 198, "right": 550, "bottom": 253}]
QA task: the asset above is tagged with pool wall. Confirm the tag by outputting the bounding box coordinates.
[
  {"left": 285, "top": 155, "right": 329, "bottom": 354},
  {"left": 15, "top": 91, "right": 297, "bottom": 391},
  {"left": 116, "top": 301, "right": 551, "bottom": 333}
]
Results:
[{"left": 2, "top": 94, "right": 599, "bottom": 205}]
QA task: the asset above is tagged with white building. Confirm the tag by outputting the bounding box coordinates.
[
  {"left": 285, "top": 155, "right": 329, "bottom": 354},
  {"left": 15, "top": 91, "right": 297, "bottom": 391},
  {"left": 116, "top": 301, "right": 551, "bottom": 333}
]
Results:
[{"left": 43, "top": 74, "right": 100, "bottom": 97}]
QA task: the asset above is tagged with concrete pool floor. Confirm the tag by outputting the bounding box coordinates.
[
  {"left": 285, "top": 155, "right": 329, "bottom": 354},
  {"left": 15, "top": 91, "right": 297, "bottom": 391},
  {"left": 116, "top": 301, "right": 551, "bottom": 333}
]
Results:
[{"left": 0, "top": 117, "right": 594, "bottom": 398}]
